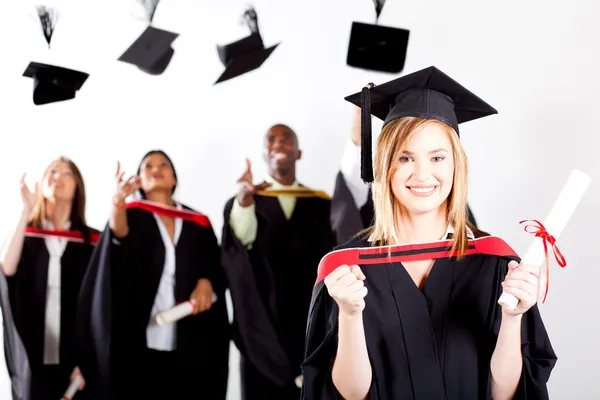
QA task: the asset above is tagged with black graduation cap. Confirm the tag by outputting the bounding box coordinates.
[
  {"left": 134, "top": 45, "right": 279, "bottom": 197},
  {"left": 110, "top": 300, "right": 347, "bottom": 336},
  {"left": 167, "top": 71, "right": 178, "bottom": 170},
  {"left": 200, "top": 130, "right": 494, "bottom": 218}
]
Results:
[
  {"left": 346, "top": 1, "right": 409, "bottom": 73},
  {"left": 118, "top": 26, "right": 179, "bottom": 75},
  {"left": 22, "top": 62, "right": 89, "bottom": 105},
  {"left": 347, "top": 22, "right": 409, "bottom": 73},
  {"left": 214, "top": 7, "right": 279, "bottom": 84},
  {"left": 22, "top": 6, "right": 88, "bottom": 105},
  {"left": 344, "top": 66, "right": 498, "bottom": 182}
]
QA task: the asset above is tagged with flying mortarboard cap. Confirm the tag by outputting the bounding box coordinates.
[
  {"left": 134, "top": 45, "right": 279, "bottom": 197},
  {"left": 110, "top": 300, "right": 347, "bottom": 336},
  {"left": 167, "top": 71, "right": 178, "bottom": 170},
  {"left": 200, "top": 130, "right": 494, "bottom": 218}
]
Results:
[
  {"left": 22, "top": 6, "right": 88, "bottom": 105},
  {"left": 22, "top": 62, "right": 89, "bottom": 105},
  {"left": 346, "top": 0, "right": 409, "bottom": 73},
  {"left": 347, "top": 22, "right": 409, "bottom": 73},
  {"left": 214, "top": 7, "right": 279, "bottom": 84},
  {"left": 118, "top": 26, "right": 179, "bottom": 75},
  {"left": 344, "top": 66, "right": 498, "bottom": 182}
]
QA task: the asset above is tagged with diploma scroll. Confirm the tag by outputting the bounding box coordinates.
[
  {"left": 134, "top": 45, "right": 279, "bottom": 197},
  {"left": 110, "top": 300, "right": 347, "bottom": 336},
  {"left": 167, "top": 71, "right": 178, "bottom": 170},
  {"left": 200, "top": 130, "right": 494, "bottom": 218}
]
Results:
[
  {"left": 498, "top": 169, "right": 591, "bottom": 310},
  {"left": 61, "top": 375, "right": 82, "bottom": 400},
  {"left": 155, "top": 293, "right": 218, "bottom": 325}
]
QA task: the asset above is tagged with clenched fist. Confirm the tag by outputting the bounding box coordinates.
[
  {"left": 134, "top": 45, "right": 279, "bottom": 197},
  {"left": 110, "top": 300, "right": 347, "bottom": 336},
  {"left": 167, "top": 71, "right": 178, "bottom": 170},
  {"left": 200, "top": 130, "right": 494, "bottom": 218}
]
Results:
[{"left": 324, "top": 265, "right": 368, "bottom": 316}]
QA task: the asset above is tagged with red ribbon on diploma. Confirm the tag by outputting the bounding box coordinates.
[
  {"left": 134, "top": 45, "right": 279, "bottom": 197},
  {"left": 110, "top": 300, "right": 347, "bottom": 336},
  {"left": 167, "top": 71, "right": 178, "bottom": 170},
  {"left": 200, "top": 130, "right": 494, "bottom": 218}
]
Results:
[{"left": 519, "top": 219, "right": 567, "bottom": 303}]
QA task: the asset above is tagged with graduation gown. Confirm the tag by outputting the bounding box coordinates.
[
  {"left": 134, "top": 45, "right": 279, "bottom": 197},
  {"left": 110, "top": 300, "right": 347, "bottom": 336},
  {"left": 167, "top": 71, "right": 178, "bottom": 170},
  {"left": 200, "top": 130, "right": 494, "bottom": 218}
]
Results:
[
  {"left": 222, "top": 192, "right": 336, "bottom": 392},
  {"left": 77, "top": 202, "right": 230, "bottom": 400},
  {"left": 331, "top": 171, "right": 479, "bottom": 244},
  {"left": 302, "top": 235, "right": 557, "bottom": 400},
  {"left": 1, "top": 263, "right": 31, "bottom": 400},
  {"left": 1, "top": 226, "right": 98, "bottom": 400}
]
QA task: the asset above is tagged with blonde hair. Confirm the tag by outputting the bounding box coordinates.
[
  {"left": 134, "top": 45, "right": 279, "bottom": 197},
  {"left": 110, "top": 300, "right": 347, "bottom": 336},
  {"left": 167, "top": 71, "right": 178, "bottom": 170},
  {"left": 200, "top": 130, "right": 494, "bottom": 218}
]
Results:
[{"left": 364, "top": 117, "right": 477, "bottom": 259}]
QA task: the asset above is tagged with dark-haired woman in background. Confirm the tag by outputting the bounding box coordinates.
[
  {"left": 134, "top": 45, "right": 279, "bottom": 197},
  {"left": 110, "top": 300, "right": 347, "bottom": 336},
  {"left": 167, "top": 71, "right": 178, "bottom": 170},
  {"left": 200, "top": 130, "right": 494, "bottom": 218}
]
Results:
[
  {"left": 1, "top": 157, "right": 98, "bottom": 400},
  {"left": 79, "top": 150, "right": 230, "bottom": 400}
]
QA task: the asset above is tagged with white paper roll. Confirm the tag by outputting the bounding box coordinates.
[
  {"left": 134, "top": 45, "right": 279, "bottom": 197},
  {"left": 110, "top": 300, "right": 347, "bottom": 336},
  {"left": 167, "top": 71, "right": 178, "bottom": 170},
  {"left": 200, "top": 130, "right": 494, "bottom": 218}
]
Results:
[
  {"left": 155, "top": 294, "right": 218, "bottom": 325},
  {"left": 155, "top": 301, "right": 195, "bottom": 325},
  {"left": 62, "top": 375, "right": 82, "bottom": 399},
  {"left": 498, "top": 169, "right": 591, "bottom": 310}
]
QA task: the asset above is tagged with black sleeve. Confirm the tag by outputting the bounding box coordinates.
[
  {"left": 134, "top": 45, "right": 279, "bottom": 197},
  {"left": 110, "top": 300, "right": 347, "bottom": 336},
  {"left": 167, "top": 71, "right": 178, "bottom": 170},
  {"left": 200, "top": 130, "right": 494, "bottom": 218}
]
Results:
[
  {"left": 330, "top": 171, "right": 367, "bottom": 246},
  {"left": 0, "top": 265, "right": 32, "bottom": 400},
  {"left": 301, "top": 283, "right": 379, "bottom": 400},
  {"left": 220, "top": 197, "right": 293, "bottom": 387},
  {"left": 197, "top": 224, "right": 227, "bottom": 295},
  {"left": 76, "top": 221, "right": 134, "bottom": 400}
]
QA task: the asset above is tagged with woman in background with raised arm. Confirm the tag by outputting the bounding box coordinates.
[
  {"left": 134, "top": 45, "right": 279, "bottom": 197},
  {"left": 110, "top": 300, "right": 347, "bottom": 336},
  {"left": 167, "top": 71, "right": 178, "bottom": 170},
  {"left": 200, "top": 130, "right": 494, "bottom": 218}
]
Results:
[
  {"left": 1, "top": 157, "right": 97, "bottom": 400},
  {"left": 78, "top": 150, "right": 230, "bottom": 400}
]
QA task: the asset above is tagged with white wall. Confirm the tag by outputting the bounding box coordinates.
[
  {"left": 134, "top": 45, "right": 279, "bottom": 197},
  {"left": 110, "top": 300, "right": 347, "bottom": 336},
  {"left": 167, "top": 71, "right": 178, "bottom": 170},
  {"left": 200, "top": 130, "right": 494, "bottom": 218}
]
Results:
[{"left": 0, "top": 0, "right": 599, "bottom": 398}]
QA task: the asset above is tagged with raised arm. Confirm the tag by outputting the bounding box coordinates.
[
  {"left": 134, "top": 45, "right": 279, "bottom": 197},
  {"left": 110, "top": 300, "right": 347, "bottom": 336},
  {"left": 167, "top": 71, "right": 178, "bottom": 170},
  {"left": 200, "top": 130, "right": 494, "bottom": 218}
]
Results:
[
  {"left": 110, "top": 161, "right": 140, "bottom": 239},
  {"left": 339, "top": 107, "right": 371, "bottom": 210},
  {"left": 228, "top": 158, "right": 271, "bottom": 247},
  {"left": 0, "top": 174, "right": 37, "bottom": 276}
]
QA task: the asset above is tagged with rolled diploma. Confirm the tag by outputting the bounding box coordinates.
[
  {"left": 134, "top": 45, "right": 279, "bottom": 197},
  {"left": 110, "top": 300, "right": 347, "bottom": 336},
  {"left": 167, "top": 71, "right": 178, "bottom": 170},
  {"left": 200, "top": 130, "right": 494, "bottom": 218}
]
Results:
[
  {"left": 62, "top": 375, "right": 82, "bottom": 399},
  {"left": 155, "top": 293, "right": 218, "bottom": 325},
  {"left": 498, "top": 169, "right": 591, "bottom": 310}
]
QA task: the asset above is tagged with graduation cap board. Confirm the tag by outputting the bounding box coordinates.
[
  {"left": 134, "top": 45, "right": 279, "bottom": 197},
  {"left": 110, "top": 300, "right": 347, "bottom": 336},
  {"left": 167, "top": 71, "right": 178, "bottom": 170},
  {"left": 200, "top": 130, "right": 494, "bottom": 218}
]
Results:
[
  {"left": 346, "top": 0, "right": 410, "bottom": 73},
  {"left": 118, "top": 26, "right": 179, "bottom": 75},
  {"left": 22, "top": 6, "right": 89, "bottom": 105},
  {"left": 214, "top": 7, "right": 279, "bottom": 84},
  {"left": 118, "top": 0, "right": 179, "bottom": 75},
  {"left": 344, "top": 66, "right": 498, "bottom": 182},
  {"left": 23, "top": 62, "right": 89, "bottom": 105}
]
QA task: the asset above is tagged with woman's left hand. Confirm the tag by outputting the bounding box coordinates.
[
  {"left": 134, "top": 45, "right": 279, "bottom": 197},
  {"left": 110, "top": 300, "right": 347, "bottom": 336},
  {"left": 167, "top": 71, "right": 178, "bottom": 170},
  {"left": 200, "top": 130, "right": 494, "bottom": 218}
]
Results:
[
  {"left": 70, "top": 366, "right": 86, "bottom": 390},
  {"left": 501, "top": 260, "right": 541, "bottom": 315},
  {"left": 190, "top": 278, "right": 214, "bottom": 314}
]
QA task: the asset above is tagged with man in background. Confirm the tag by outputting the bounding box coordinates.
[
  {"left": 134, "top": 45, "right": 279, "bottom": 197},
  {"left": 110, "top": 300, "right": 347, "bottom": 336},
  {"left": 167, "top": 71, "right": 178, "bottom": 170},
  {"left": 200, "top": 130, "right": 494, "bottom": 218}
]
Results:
[{"left": 221, "top": 124, "right": 335, "bottom": 400}]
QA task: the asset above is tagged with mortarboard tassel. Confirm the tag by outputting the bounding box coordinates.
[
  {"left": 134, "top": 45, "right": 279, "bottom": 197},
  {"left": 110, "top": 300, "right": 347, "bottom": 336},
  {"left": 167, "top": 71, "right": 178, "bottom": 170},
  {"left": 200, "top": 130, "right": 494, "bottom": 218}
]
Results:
[
  {"left": 241, "top": 7, "right": 260, "bottom": 35},
  {"left": 361, "top": 83, "right": 375, "bottom": 183},
  {"left": 137, "top": 0, "right": 161, "bottom": 22},
  {"left": 36, "top": 6, "right": 58, "bottom": 48},
  {"left": 372, "top": 0, "right": 386, "bottom": 23}
]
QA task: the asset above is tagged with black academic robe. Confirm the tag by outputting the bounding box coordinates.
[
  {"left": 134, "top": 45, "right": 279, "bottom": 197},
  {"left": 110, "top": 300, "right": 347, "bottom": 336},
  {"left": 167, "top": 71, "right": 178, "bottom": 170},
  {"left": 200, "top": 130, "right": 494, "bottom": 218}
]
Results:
[
  {"left": 222, "top": 192, "right": 336, "bottom": 395},
  {"left": 331, "top": 171, "right": 478, "bottom": 244},
  {"left": 302, "top": 235, "right": 557, "bottom": 400},
  {"left": 77, "top": 206, "right": 230, "bottom": 400},
  {"left": 1, "top": 226, "right": 98, "bottom": 400},
  {"left": 0, "top": 264, "right": 31, "bottom": 400}
]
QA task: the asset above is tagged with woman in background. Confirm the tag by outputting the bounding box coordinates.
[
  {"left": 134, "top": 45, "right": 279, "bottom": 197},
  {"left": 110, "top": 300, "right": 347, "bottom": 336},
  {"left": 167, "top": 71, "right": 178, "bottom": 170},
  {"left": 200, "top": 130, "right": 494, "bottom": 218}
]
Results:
[
  {"left": 1, "top": 156, "right": 97, "bottom": 400},
  {"left": 79, "top": 150, "right": 230, "bottom": 400}
]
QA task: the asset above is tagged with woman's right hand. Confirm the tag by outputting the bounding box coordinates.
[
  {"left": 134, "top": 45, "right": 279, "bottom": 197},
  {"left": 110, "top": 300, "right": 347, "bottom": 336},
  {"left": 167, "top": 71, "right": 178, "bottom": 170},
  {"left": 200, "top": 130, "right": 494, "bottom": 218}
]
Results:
[
  {"left": 324, "top": 265, "right": 368, "bottom": 316},
  {"left": 20, "top": 173, "right": 37, "bottom": 213},
  {"left": 114, "top": 161, "right": 140, "bottom": 206}
]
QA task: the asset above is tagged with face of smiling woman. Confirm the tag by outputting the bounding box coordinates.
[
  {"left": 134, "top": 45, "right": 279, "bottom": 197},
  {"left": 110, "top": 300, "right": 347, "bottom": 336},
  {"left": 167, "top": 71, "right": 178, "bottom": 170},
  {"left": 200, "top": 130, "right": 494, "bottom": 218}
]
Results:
[{"left": 390, "top": 121, "right": 455, "bottom": 217}]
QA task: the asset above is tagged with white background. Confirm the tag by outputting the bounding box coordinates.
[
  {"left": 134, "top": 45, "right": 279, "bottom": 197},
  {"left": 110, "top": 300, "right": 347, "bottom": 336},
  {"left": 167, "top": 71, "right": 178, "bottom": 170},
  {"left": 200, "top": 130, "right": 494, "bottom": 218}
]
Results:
[{"left": 0, "top": 0, "right": 599, "bottom": 398}]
